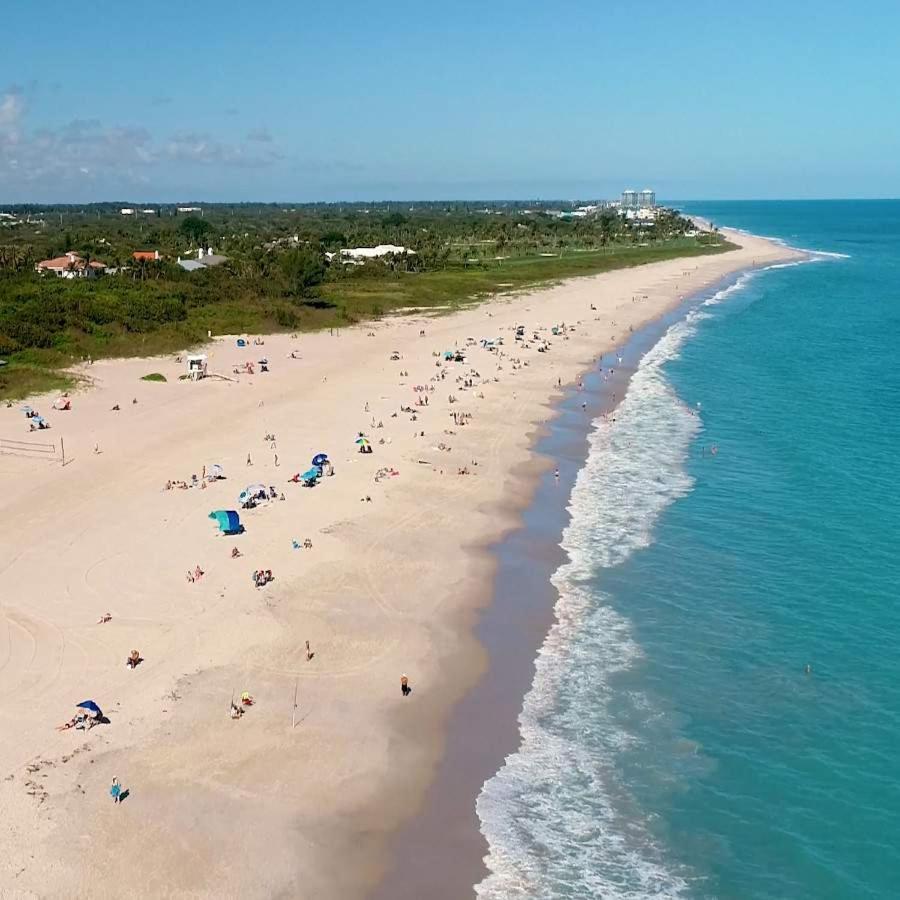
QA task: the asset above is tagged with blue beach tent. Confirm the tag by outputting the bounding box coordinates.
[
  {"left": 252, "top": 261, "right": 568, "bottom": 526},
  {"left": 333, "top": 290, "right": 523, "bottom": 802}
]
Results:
[
  {"left": 209, "top": 509, "right": 243, "bottom": 535},
  {"left": 300, "top": 467, "right": 320, "bottom": 486}
]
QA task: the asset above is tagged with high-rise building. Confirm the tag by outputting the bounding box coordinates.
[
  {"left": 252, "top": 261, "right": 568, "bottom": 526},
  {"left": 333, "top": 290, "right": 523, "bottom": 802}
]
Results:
[
  {"left": 639, "top": 188, "right": 656, "bottom": 208},
  {"left": 621, "top": 189, "right": 638, "bottom": 210}
]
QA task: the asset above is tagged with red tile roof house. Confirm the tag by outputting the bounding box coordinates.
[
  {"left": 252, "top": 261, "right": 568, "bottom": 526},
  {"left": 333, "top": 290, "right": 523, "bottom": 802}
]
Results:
[
  {"left": 132, "top": 250, "right": 162, "bottom": 261},
  {"left": 35, "top": 251, "right": 107, "bottom": 279}
]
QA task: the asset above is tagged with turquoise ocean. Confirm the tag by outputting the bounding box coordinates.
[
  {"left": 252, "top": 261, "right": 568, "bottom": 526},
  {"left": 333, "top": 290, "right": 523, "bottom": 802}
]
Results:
[{"left": 475, "top": 201, "right": 900, "bottom": 899}]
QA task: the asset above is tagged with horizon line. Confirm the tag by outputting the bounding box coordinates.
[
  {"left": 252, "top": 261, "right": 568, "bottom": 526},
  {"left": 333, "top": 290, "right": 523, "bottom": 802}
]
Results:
[{"left": 2, "top": 197, "right": 899, "bottom": 208}]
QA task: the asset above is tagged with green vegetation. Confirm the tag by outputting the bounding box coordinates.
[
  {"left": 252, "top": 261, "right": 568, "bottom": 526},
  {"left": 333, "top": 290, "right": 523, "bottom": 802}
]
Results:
[
  {"left": 141, "top": 372, "right": 167, "bottom": 382},
  {"left": 0, "top": 201, "right": 730, "bottom": 398}
]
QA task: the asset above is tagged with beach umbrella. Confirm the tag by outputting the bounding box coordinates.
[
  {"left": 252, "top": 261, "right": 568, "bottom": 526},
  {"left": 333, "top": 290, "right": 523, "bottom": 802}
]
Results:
[
  {"left": 355, "top": 437, "right": 370, "bottom": 446},
  {"left": 76, "top": 700, "right": 102, "bottom": 715},
  {"left": 208, "top": 464, "right": 224, "bottom": 479},
  {"left": 312, "top": 453, "right": 328, "bottom": 467},
  {"left": 239, "top": 483, "right": 267, "bottom": 505}
]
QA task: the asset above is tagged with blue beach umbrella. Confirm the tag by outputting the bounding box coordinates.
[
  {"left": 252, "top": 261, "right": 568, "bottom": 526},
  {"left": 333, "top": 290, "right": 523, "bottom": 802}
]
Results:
[
  {"left": 312, "top": 453, "right": 328, "bottom": 467},
  {"left": 76, "top": 700, "right": 102, "bottom": 715}
]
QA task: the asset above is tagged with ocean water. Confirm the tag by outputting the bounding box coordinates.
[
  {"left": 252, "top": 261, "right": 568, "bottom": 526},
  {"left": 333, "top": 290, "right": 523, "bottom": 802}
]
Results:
[{"left": 475, "top": 201, "right": 900, "bottom": 899}]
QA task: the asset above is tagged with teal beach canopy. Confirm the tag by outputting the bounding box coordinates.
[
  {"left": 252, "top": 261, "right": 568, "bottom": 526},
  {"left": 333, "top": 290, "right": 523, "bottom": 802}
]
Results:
[{"left": 209, "top": 509, "right": 242, "bottom": 534}]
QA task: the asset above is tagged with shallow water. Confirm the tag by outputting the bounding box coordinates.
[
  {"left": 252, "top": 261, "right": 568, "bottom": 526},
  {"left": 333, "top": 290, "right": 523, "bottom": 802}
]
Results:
[{"left": 476, "top": 201, "right": 900, "bottom": 899}]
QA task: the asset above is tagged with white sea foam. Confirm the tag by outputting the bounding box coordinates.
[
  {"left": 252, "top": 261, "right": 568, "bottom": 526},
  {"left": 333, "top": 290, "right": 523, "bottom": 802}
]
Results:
[
  {"left": 725, "top": 226, "right": 850, "bottom": 261},
  {"left": 475, "top": 311, "right": 709, "bottom": 899}
]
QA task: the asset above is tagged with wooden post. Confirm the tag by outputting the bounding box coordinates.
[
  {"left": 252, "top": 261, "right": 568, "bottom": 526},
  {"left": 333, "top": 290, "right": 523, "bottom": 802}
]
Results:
[
  {"left": 60, "top": 437, "right": 65, "bottom": 467},
  {"left": 292, "top": 679, "right": 298, "bottom": 729}
]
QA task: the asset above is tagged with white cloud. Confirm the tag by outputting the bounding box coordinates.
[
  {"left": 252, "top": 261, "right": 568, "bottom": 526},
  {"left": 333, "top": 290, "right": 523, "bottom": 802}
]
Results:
[
  {"left": 165, "top": 131, "right": 280, "bottom": 167},
  {"left": 0, "top": 88, "right": 24, "bottom": 132},
  {"left": 0, "top": 84, "right": 281, "bottom": 189}
]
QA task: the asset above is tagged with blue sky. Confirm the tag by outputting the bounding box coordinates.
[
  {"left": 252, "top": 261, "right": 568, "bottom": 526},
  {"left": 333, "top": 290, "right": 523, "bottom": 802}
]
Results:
[{"left": 2, "top": 0, "right": 898, "bottom": 202}]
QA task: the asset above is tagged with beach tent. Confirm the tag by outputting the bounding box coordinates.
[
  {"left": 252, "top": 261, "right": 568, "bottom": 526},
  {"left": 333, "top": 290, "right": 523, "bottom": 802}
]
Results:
[
  {"left": 208, "top": 464, "right": 225, "bottom": 480},
  {"left": 443, "top": 351, "right": 454, "bottom": 360},
  {"left": 52, "top": 396, "right": 71, "bottom": 411},
  {"left": 209, "top": 510, "right": 242, "bottom": 535},
  {"left": 300, "top": 467, "right": 320, "bottom": 486},
  {"left": 312, "top": 453, "right": 328, "bottom": 467},
  {"left": 236, "top": 338, "right": 247, "bottom": 348}
]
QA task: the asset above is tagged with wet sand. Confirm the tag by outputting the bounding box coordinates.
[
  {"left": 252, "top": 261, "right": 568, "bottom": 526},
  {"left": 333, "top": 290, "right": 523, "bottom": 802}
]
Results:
[{"left": 370, "top": 271, "right": 780, "bottom": 898}]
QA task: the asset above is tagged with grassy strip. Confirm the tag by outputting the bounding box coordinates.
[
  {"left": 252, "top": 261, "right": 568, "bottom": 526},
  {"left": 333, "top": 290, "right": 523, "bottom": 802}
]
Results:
[{"left": 0, "top": 238, "right": 734, "bottom": 400}]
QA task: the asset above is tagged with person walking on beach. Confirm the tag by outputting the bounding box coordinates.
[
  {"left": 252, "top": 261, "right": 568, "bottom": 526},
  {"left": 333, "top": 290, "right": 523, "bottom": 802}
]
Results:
[
  {"left": 110, "top": 777, "right": 122, "bottom": 804},
  {"left": 401, "top": 674, "right": 411, "bottom": 697}
]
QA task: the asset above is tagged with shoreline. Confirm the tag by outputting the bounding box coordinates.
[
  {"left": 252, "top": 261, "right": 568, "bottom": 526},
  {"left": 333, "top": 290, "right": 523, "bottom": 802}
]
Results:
[
  {"left": 368, "top": 265, "right": 782, "bottom": 899},
  {"left": 0, "top": 231, "right": 802, "bottom": 898}
]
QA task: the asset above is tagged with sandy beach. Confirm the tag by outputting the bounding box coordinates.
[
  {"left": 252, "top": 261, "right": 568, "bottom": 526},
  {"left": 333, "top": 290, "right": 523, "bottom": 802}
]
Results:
[{"left": 0, "top": 231, "right": 800, "bottom": 898}]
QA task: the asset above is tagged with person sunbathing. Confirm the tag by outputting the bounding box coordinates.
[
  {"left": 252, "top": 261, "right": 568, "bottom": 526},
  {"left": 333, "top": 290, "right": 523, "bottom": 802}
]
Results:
[
  {"left": 240, "top": 692, "right": 254, "bottom": 706},
  {"left": 97, "top": 612, "right": 112, "bottom": 624},
  {"left": 127, "top": 650, "right": 141, "bottom": 669},
  {"left": 231, "top": 547, "right": 242, "bottom": 559}
]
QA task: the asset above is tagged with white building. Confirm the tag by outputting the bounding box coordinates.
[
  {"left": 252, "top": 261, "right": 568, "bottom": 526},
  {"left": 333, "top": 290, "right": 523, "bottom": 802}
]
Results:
[
  {"left": 639, "top": 188, "right": 656, "bottom": 208},
  {"left": 120, "top": 208, "right": 136, "bottom": 215},
  {"left": 339, "top": 244, "right": 415, "bottom": 260},
  {"left": 621, "top": 189, "right": 639, "bottom": 210}
]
